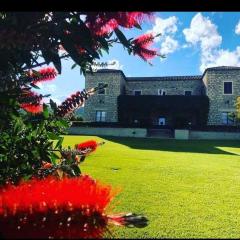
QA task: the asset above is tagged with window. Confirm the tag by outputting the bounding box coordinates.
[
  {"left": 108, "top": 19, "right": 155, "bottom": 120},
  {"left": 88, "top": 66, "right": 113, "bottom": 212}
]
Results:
[
  {"left": 96, "top": 111, "right": 106, "bottom": 122},
  {"left": 158, "top": 89, "right": 166, "bottom": 96},
  {"left": 224, "top": 82, "right": 233, "bottom": 94},
  {"left": 184, "top": 90, "right": 192, "bottom": 96},
  {"left": 134, "top": 90, "right": 142, "bottom": 96},
  {"left": 221, "top": 112, "right": 234, "bottom": 125},
  {"left": 98, "top": 83, "right": 106, "bottom": 95}
]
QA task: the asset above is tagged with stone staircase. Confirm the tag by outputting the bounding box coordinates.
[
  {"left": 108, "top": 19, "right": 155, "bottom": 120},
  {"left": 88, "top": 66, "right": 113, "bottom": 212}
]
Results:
[{"left": 147, "top": 128, "right": 174, "bottom": 139}]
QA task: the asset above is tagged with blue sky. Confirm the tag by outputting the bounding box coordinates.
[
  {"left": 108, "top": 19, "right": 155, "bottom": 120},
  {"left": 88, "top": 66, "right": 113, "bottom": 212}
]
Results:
[{"left": 36, "top": 12, "right": 240, "bottom": 105}]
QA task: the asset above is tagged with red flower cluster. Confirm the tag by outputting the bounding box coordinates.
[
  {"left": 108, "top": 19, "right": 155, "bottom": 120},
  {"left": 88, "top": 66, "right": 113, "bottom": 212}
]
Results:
[
  {"left": 75, "top": 140, "right": 98, "bottom": 153},
  {"left": 0, "top": 175, "right": 115, "bottom": 239},
  {"left": 132, "top": 33, "right": 158, "bottom": 61},
  {"left": 20, "top": 103, "right": 43, "bottom": 114},
  {"left": 28, "top": 67, "right": 57, "bottom": 84},
  {"left": 57, "top": 90, "right": 89, "bottom": 117},
  {"left": 19, "top": 90, "right": 43, "bottom": 114},
  {"left": 86, "top": 12, "right": 152, "bottom": 36}
]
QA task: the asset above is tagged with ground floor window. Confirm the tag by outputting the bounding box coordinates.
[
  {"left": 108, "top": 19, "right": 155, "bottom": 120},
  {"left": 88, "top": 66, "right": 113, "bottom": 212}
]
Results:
[
  {"left": 96, "top": 111, "right": 106, "bottom": 122},
  {"left": 221, "top": 112, "right": 234, "bottom": 125}
]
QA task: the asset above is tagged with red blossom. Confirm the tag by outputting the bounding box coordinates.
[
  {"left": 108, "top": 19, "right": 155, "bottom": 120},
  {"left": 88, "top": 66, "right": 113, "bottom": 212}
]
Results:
[
  {"left": 86, "top": 12, "right": 152, "bottom": 37},
  {"left": 19, "top": 90, "right": 43, "bottom": 114},
  {"left": 0, "top": 175, "right": 116, "bottom": 239},
  {"left": 28, "top": 67, "right": 57, "bottom": 84},
  {"left": 75, "top": 140, "right": 98, "bottom": 153},
  {"left": 114, "top": 12, "right": 152, "bottom": 28},
  {"left": 132, "top": 33, "right": 158, "bottom": 61},
  {"left": 20, "top": 103, "right": 43, "bottom": 114},
  {"left": 132, "top": 33, "right": 154, "bottom": 48}
]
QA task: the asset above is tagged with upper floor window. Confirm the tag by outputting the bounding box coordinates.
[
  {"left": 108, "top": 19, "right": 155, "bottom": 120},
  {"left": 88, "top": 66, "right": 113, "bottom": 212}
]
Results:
[
  {"left": 158, "top": 89, "right": 166, "bottom": 96},
  {"left": 224, "top": 82, "right": 233, "bottom": 94},
  {"left": 96, "top": 110, "right": 106, "bottom": 122},
  {"left": 98, "top": 83, "right": 106, "bottom": 95},
  {"left": 134, "top": 90, "right": 142, "bottom": 96},
  {"left": 184, "top": 90, "right": 192, "bottom": 96}
]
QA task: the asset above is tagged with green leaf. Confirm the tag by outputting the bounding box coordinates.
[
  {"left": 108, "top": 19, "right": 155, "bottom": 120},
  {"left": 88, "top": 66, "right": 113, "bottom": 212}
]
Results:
[
  {"left": 50, "top": 152, "right": 59, "bottom": 165},
  {"left": 55, "top": 119, "right": 69, "bottom": 128},
  {"left": 50, "top": 99, "right": 58, "bottom": 112},
  {"left": 71, "top": 63, "right": 77, "bottom": 69},
  {"left": 42, "top": 49, "right": 62, "bottom": 74},
  {"left": 47, "top": 132, "right": 59, "bottom": 140},
  {"left": 134, "top": 23, "right": 142, "bottom": 30},
  {"left": 55, "top": 136, "right": 64, "bottom": 149},
  {"left": 30, "top": 83, "right": 40, "bottom": 89},
  {"left": 114, "top": 28, "right": 130, "bottom": 48},
  {"left": 43, "top": 104, "right": 49, "bottom": 119}
]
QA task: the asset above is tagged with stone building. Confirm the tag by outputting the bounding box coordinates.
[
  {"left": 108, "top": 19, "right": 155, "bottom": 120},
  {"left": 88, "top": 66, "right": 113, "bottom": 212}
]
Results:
[{"left": 84, "top": 66, "right": 240, "bottom": 127}]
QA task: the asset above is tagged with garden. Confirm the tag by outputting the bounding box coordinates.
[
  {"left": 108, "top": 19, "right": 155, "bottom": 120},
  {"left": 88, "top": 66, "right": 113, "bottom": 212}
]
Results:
[
  {"left": 64, "top": 136, "right": 240, "bottom": 238},
  {"left": 1, "top": 11, "right": 240, "bottom": 239}
]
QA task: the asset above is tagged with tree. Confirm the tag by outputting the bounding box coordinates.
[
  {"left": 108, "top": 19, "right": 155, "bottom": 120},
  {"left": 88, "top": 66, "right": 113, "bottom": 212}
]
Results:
[{"left": 0, "top": 12, "right": 161, "bottom": 238}]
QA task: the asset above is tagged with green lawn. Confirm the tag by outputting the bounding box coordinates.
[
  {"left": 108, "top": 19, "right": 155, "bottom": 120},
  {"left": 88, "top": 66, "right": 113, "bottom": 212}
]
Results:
[{"left": 63, "top": 135, "right": 240, "bottom": 238}]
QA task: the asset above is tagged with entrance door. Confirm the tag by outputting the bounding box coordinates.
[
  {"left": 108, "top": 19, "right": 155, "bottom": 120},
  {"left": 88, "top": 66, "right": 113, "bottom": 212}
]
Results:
[{"left": 158, "top": 117, "right": 166, "bottom": 126}]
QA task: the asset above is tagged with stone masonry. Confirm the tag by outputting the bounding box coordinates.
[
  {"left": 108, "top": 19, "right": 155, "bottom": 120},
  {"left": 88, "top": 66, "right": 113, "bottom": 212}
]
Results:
[{"left": 84, "top": 66, "right": 240, "bottom": 126}]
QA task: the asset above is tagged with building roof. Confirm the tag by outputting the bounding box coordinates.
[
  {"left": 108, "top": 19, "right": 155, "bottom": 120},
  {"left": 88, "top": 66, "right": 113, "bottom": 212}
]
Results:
[
  {"left": 86, "top": 69, "right": 127, "bottom": 80},
  {"left": 126, "top": 75, "right": 202, "bottom": 81},
  {"left": 202, "top": 66, "right": 240, "bottom": 78}
]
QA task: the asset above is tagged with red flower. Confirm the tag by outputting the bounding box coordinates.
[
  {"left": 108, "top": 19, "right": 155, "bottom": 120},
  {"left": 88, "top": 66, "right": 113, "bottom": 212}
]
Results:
[
  {"left": 19, "top": 90, "right": 43, "bottom": 114},
  {"left": 57, "top": 90, "right": 88, "bottom": 117},
  {"left": 132, "top": 33, "right": 158, "bottom": 61},
  {"left": 0, "top": 175, "right": 116, "bottom": 239},
  {"left": 27, "top": 67, "right": 57, "bottom": 84},
  {"left": 20, "top": 103, "right": 43, "bottom": 114},
  {"left": 114, "top": 12, "right": 152, "bottom": 28},
  {"left": 75, "top": 140, "right": 98, "bottom": 153},
  {"left": 85, "top": 12, "right": 152, "bottom": 37},
  {"left": 132, "top": 33, "right": 154, "bottom": 48}
]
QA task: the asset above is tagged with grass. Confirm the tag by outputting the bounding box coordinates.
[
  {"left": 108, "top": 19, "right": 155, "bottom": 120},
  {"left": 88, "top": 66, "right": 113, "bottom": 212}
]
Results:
[{"left": 63, "top": 135, "right": 240, "bottom": 238}]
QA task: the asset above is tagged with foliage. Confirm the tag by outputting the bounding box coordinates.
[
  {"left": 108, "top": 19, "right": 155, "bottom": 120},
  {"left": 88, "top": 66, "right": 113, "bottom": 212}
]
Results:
[
  {"left": 0, "top": 12, "right": 161, "bottom": 238},
  {"left": 0, "top": 12, "right": 162, "bottom": 184},
  {"left": 235, "top": 96, "right": 240, "bottom": 124}
]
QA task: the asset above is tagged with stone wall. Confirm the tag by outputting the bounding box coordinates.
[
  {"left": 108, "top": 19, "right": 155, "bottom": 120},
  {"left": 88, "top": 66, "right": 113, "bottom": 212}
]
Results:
[
  {"left": 84, "top": 70, "right": 126, "bottom": 122},
  {"left": 126, "top": 79, "right": 203, "bottom": 96},
  {"left": 204, "top": 69, "right": 240, "bottom": 125},
  {"left": 189, "top": 130, "right": 240, "bottom": 140},
  {"left": 68, "top": 127, "right": 147, "bottom": 137}
]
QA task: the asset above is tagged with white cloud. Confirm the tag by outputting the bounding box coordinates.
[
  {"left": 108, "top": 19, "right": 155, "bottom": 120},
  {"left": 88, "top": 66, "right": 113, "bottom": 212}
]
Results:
[
  {"left": 36, "top": 83, "right": 57, "bottom": 93},
  {"left": 160, "top": 36, "right": 178, "bottom": 55},
  {"left": 146, "top": 16, "right": 179, "bottom": 57},
  {"left": 148, "top": 16, "right": 178, "bottom": 42},
  {"left": 183, "top": 13, "right": 240, "bottom": 72},
  {"left": 106, "top": 59, "right": 123, "bottom": 70},
  {"left": 92, "top": 59, "right": 123, "bottom": 71},
  {"left": 235, "top": 20, "right": 240, "bottom": 35},
  {"left": 183, "top": 13, "right": 222, "bottom": 51}
]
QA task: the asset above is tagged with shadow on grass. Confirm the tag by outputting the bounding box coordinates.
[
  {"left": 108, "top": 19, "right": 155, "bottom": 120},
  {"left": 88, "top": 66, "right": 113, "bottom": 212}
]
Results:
[{"left": 101, "top": 136, "right": 240, "bottom": 155}]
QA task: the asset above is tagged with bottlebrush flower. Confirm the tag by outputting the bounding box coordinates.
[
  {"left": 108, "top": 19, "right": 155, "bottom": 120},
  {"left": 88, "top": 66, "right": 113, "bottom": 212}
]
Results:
[
  {"left": 20, "top": 103, "right": 43, "bottom": 114},
  {"left": 132, "top": 33, "right": 154, "bottom": 48},
  {"left": 85, "top": 12, "right": 152, "bottom": 36},
  {"left": 56, "top": 90, "right": 89, "bottom": 117},
  {"left": 27, "top": 67, "right": 57, "bottom": 84},
  {"left": 114, "top": 12, "right": 152, "bottom": 28},
  {"left": 0, "top": 175, "right": 116, "bottom": 239},
  {"left": 75, "top": 140, "right": 98, "bottom": 153},
  {"left": 132, "top": 33, "right": 158, "bottom": 61},
  {"left": 19, "top": 90, "right": 43, "bottom": 114}
]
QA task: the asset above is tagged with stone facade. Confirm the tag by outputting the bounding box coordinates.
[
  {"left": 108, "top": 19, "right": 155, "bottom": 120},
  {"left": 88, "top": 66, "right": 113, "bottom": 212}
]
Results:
[
  {"left": 202, "top": 67, "right": 240, "bottom": 125},
  {"left": 84, "top": 66, "right": 240, "bottom": 126},
  {"left": 84, "top": 70, "right": 125, "bottom": 122}
]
